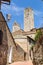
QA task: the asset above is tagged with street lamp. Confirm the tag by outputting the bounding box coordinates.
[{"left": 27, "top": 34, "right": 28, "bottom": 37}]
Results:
[{"left": 6, "top": 14, "right": 11, "bottom": 21}]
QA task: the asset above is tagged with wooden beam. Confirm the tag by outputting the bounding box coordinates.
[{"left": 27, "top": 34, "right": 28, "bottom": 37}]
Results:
[{"left": 2, "top": 0, "right": 10, "bottom": 2}]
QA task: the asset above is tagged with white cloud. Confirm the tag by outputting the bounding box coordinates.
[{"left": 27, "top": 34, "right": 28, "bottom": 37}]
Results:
[
  {"left": 33, "top": 9, "right": 43, "bottom": 16},
  {"left": 1, "top": 2, "right": 24, "bottom": 16}
]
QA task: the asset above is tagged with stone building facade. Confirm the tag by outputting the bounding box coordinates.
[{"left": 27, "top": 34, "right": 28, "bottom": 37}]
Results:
[
  {"left": 12, "top": 21, "right": 20, "bottom": 32},
  {"left": 12, "top": 29, "right": 36, "bottom": 62},
  {"left": 32, "top": 35, "right": 43, "bottom": 65},
  {"left": 26, "top": 28, "right": 43, "bottom": 65},
  {"left": 0, "top": 7, "right": 43, "bottom": 65},
  {"left": 12, "top": 8, "right": 36, "bottom": 62},
  {"left": 24, "top": 8, "right": 34, "bottom": 31},
  {"left": 0, "top": 12, "right": 16, "bottom": 65},
  {"left": 0, "top": 12, "right": 30, "bottom": 65},
  {"left": 12, "top": 7, "right": 43, "bottom": 63}
]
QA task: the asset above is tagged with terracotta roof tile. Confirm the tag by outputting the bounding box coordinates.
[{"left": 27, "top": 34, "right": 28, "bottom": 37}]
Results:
[{"left": 12, "top": 29, "right": 36, "bottom": 36}]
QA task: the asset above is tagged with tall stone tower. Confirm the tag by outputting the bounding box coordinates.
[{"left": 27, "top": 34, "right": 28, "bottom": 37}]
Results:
[{"left": 24, "top": 8, "right": 34, "bottom": 31}]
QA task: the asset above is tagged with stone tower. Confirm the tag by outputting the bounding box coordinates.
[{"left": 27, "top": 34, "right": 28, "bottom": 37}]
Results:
[
  {"left": 24, "top": 8, "right": 34, "bottom": 31},
  {"left": 12, "top": 21, "right": 20, "bottom": 32}
]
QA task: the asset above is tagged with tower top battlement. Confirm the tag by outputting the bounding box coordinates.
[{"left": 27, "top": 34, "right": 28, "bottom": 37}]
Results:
[{"left": 24, "top": 8, "right": 33, "bottom": 11}]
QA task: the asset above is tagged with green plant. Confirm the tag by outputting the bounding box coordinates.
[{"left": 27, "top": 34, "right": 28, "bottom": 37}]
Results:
[{"left": 34, "top": 29, "right": 42, "bottom": 41}]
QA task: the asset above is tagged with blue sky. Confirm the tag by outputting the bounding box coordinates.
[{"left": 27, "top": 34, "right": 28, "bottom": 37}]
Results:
[{"left": 1, "top": 0, "right": 43, "bottom": 32}]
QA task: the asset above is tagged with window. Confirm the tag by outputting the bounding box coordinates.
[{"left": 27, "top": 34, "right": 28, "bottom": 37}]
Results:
[{"left": 24, "top": 52, "right": 26, "bottom": 60}]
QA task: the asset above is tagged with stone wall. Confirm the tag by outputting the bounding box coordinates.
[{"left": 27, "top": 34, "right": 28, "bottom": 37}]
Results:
[
  {"left": 0, "top": 21, "right": 8, "bottom": 46},
  {"left": 14, "top": 38, "right": 29, "bottom": 61},
  {"left": 0, "top": 12, "right": 30, "bottom": 65},
  {"left": 33, "top": 43, "right": 43, "bottom": 65},
  {"left": 6, "top": 25, "right": 28, "bottom": 64}
]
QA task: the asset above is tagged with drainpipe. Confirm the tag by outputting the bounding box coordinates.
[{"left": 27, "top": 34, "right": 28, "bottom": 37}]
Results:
[{"left": 8, "top": 46, "right": 13, "bottom": 64}]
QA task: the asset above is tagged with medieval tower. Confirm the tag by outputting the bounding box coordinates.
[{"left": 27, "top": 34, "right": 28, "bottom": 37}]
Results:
[
  {"left": 12, "top": 21, "right": 20, "bottom": 32},
  {"left": 24, "top": 8, "right": 34, "bottom": 31}
]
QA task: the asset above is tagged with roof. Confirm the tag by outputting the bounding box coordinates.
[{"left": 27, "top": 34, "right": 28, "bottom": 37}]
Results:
[
  {"left": 12, "top": 27, "right": 43, "bottom": 36},
  {"left": 12, "top": 29, "right": 36, "bottom": 36},
  {"left": 0, "top": 12, "right": 16, "bottom": 46},
  {"left": 24, "top": 8, "right": 33, "bottom": 11},
  {"left": 31, "top": 27, "right": 43, "bottom": 31},
  {"left": 36, "top": 27, "right": 43, "bottom": 29},
  {"left": 12, "top": 29, "right": 25, "bottom": 35},
  {"left": 30, "top": 28, "right": 37, "bottom": 31},
  {"left": 27, "top": 36, "right": 35, "bottom": 44},
  {"left": 13, "top": 21, "right": 20, "bottom": 27}
]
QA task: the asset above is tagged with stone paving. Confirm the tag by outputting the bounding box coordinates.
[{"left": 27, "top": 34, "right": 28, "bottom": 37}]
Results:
[{"left": 9, "top": 61, "right": 33, "bottom": 65}]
